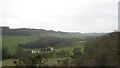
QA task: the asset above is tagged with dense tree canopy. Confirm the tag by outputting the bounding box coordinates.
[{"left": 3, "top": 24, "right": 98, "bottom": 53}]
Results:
[
  {"left": 84, "top": 32, "right": 119, "bottom": 66},
  {"left": 19, "top": 37, "right": 82, "bottom": 49}
]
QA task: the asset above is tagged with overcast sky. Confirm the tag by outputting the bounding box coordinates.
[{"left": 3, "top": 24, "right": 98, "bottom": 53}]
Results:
[{"left": 0, "top": 0, "right": 119, "bottom": 33}]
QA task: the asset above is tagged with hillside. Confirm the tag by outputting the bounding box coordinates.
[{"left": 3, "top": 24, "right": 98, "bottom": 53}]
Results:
[
  {"left": 1, "top": 27, "right": 104, "bottom": 38},
  {"left": 2, "top": 36, "right": 38, "bottom": 54},
  {"left": 1, "top": 27, "right": 69, "bottom": 36},
  {"left": 84, "top": 32, "right": 119, "bottom": 66},
  {"left": 1, "top": 27, "right": 85, "bottom": 54},
  {"left": 1, "top": 27, "right": 105, "bottom": 54},
  {"left": 2, "top": 27, "right": 118, "bottom": 66}
]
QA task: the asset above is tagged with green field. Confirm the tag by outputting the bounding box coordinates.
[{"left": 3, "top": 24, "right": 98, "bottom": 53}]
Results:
[
  {"left": 54, "top": 41, "right": 84, "bottom": 54},
  {"left": 33, "top": 33, "right": 86, "bottom": 39},
  {"left": 2, "top": 36, "right": 38, "bottom": 54},
  {"left": 1, "top": 41, "right": 85, "bottom": 66},
  {"left": 1, "top": 58, "right": 68, "bottom": 66},
  {"left": 2, "top": 59, "right": 16, "bottom": 66},
  {"left": 2, "top": 34, "right": 85, "bottom": 54}
]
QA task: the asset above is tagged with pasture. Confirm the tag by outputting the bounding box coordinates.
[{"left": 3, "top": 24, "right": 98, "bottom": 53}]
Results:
[
  {"left": 2, "top": 36, "right": 38, "bottom": 54},
  {"left": 2, "top": 59, "right": 16, "bottom": 66},
  {"left": 1, "top": 41, "right": 85, "bottom": 66}
]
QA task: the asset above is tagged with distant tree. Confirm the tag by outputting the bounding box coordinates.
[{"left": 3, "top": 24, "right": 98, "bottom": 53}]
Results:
[
  {"left": 73, "top": 47, "right": 82, "bottom": 57},
  {"left": 54, "top": 49, "right": 71, "bottom": 58},
  {"left": 16, "top": 44, "right": 24, "bottom": 57},
  {"left": 20, "top": 37, "right": 81, "bottom": 49},
  {"left": 2, "top": 46, "right": 11, "bottom": 59}
]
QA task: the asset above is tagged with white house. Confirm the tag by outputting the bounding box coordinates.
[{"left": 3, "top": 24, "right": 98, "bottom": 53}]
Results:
[
  {"left": 50, "top": 47, "right": 53, "bottom": 51},
  {"left": 31, "top": 50, "right": 40, "bottom": 53},
  {"left": 31, "top": 47, "right": 54, "bottom": 53}
]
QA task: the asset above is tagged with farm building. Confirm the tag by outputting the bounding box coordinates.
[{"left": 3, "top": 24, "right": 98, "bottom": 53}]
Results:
[{"left": 31, "top": 47, "right": 54, "bottom": 54}]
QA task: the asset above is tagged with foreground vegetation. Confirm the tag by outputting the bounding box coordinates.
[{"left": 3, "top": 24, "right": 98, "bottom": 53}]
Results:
[
  {"left": 2, "top": 41, "right": 84, "bottom": 66},
  {"left": 84, "top": 32, "right": 118, "bottom": 66}
]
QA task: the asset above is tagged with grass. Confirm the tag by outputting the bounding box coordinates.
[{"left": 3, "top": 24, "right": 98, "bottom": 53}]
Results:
[
  {"left": 2, "top": 59, "right": 16, "bottom": 66},
  {"left": 2, "top": 36, "right": 38, "bottom": 54},
  {"left": 55, "top": 41, "right": 85, "bottom": 53},
  {"left": 47, "top": 58, "right": 66, "bottom": 63},
  {"left": 33, "top": 33, "right": 86, "bottom": 39},
  {"left": 1, "top": 32, "right": 86, "bottom": 54},
  {"left": 44, "top": 57, "right": 70, "bottom": 66},
  {"left": 1, "top": 41, "right": 85, "bottom": 66},
  {"left": 73, "top": 41, "right": 85, "bottom": 53},
  {"left": 1, "top": 58, "right": 68, "bottom": 66}
]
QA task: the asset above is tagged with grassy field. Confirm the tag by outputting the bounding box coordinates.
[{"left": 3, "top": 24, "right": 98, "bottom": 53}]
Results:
[
  {"left": 2, "top": 59, "right": 16, "bottom": 66},
  {"left": 2, "top": 36, "right": 38, "bottom": 54},
  {"left": 1, "top": 58, "right": 68, "bottom": 66},
  {"left": 33, "top": 33, "right": 87, "bottom": 39},
  {"left": 1, "top": 41, "right": 85, "bottom": 66},
  {"left": 2, "top": 34, "right": 85, "bottom": 54}
]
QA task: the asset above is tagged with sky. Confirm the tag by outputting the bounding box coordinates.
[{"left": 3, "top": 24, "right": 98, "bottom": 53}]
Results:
[{"left": 0, "top": 0, "right": 119, "bottom": 33}]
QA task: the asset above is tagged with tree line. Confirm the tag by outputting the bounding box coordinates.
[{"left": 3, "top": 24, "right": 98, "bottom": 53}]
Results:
[
  {"left": 1, "top": 27, "right": 68, "bottom": 36},
  {"left": 18, "top": 37, "right": 83, "bottom": 49}
]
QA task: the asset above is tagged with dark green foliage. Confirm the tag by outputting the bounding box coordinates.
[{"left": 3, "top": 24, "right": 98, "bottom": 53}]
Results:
[
  {"left": 14, "top": 53, "right": 48, "bottom": 66},
  {"left": 54, "top": 49, "right": 71, "bottom": 58},
  {"left": 16, "top": 44, "right": 32, "bottom": 58},
  {"left": 20, "top": 37, "right": 81, "bottom": 49},
  {"left": 2, "top": 27, "right": 69, "bottom": 36},
  {"left": 2, "top": 46, "right": 11, "bottom": 60},
  {"left": 1, "top": 27, "right": 93, "bottom": 39},
  {"left": 73, "top": 47, "right": 82, "bottom": 57},
  {"left": 84, "top": 32, "right": 119, "bottom": 66},
  {"left": 16, "top": 44, "right": 24, "bottom": 57},
  {"left": 62, "top": 58, "right": 69, "bottom": 66},
  {"left": 72, "top": 56, "right": 85, "bottom": 66}
]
